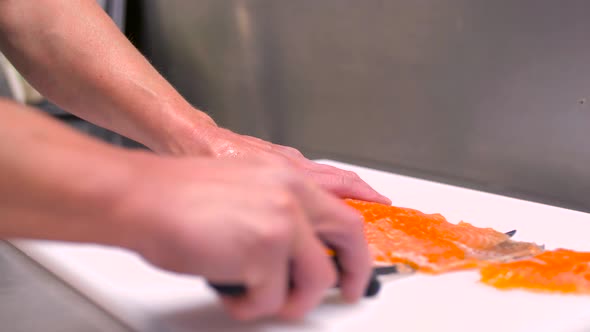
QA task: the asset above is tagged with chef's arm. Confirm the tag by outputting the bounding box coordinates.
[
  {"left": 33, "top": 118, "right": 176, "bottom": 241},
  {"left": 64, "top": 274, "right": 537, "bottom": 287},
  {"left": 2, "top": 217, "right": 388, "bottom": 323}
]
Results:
[
  {"left": 0, "top": 0, "right": 393, "bottom": 205},
  {"left": 0, "top": 0, "right": 215, "bottom": 155},
  {"left": 0, "top": 98, "right": 137, "bottom": 246}
]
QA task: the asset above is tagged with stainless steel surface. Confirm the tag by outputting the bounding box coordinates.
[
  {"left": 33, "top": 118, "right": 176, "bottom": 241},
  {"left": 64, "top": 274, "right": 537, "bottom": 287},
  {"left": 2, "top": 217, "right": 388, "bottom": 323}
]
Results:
[
  {"left": 97, "top": 0, "right": 127, "bottom": 29},
  {"left": 0, "top": 241, "right": 130, "bottom": 332},
  {"left": 142, "top": 0, "right": 590, "bottom": 212}
]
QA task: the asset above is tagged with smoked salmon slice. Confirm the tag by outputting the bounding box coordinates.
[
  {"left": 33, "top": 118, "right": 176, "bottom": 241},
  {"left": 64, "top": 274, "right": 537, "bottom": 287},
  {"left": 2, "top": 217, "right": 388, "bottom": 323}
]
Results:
[
  {"left": 345, "top": 199, "right": 543, "bottom": 274},
  {"left": 480, "top": 249, "right": 590, "bottom": 294}
]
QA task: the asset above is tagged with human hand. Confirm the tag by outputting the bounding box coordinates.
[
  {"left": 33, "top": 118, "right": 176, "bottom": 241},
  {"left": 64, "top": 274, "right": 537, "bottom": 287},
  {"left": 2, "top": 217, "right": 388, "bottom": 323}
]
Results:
[
  {"left": 119, "top": 154, "right": 372, "bottom": 321},
  {"left": 194, "top": 125, "right": 391, "bottom": 205}
]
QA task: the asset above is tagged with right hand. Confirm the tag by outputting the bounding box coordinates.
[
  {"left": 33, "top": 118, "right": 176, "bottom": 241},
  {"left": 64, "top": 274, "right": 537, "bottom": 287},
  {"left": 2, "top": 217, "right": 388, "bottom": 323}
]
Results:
[{"left": 117, "top": 154, "right": 372, "bottom": 321}]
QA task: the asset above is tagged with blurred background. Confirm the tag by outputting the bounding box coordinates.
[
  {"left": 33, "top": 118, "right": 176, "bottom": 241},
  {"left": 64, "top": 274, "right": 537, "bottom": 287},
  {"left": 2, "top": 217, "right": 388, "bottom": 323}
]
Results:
[{"left": 2, "top": 0, "right": 590, "bottom": 212}]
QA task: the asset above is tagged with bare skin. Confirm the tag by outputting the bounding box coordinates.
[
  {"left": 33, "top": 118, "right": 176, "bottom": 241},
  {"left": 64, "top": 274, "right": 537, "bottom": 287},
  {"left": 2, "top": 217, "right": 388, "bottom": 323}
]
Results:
[
  {"left": 0, "top": 0, "right": 388, "bottom": 320},
  {"left": 0, "top": 100, "right": 372, "bottom": 320},
  {"left": 0, "top": 0, "right": 390, "bottom": 204}
]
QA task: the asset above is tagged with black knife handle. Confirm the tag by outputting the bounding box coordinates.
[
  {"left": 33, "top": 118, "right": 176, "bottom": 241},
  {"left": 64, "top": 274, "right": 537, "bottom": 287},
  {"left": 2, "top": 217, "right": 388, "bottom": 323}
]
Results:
[
  {"left": 209, "top": 283, "right": 247, "bottom": 297},
  {"left": 364, "top": 271, "right": 381, "bottom": 297},
  {"left": 208, "top": 256, "right": 382, "bottom": 298}
]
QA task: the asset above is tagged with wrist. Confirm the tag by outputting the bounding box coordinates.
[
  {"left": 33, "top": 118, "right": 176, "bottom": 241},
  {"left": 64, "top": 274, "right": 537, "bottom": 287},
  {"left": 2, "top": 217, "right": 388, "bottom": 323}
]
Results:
[
  {"left": 66, "top": 148, "right": 146, "bottom": 248},
  {"left": 1, "top": 145, "right": 145, "bottom": 248},
  {"left": 99, "top": 150, "right": 162, "bottom": 250},
  {"left": 144, "top": 101, "right": 219, "bottom": 157},
  {"left": 103, "top": 150, "right": 185, "bottom": 253}
]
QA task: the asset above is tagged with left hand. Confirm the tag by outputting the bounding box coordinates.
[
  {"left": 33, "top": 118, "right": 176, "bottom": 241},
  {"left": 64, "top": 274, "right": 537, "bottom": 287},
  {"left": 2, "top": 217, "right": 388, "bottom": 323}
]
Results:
[{"left": 195, "top": 125, "right": 391, "bottom": 205}]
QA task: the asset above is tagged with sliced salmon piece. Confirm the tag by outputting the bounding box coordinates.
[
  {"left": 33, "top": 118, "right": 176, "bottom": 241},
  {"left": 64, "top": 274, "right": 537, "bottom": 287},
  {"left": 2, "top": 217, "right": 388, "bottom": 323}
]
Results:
[
  {"left": 345, "top": 199, "right": 543, "bottom": 274},
  {"left": 480, "top": 249, "right": 590, "bottom": 294}
]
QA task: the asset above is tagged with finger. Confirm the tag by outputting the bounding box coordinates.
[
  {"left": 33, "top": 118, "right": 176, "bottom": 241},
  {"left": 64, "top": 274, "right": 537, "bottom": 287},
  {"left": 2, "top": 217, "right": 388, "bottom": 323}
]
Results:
[
  {"left": 262, "top": 142, "right": 391, "bottom": 205},
  {"left": 279, "top": 219, "right": 337, "bottom": 320},
  {"left": 335, "top": 238, "right": 374, "bottom": 302},
  {"left": 274, "top": 145, "right": 306, "bottom": 158},
  {"left": 220, "top": 245, "right": 290, "bottom": 321},
  {"left": 303, "top": 164, "right": 391, "bottom": 205},
  {"left": 317, "top": 198, "right": 372, "bottom": 302},
  {"left": 218, "top": 204, "right": 294, "bottom": 321},
  {"left": 221, "top": 265, "right": 289, "bottom": 321},
  {"left": 289, "top": 181, "right": 373, "bottom": 302},
  {"left": 241, "top": 135, "right": 274, "bottom": 150}
]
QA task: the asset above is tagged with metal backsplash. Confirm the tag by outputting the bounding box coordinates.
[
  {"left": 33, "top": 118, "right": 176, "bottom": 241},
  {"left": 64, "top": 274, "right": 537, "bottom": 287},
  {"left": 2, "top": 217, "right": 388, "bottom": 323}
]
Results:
[{"left": 140, "top": 1, "right": 590, "bottom": 212}]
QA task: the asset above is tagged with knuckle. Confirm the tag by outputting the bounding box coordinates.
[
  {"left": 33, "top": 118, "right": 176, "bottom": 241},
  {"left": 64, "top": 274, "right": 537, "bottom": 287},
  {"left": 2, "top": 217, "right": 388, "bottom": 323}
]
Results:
[
  {"left": 335, "top": 206, "right": 363, "bottom": 227},
  {"left": 262, "top": 142, "right": 274, "bottom": 152},
  {"left": 255, "top": 219, "right": 293, "bottom": 249},
  {"left": 344, "top": 211, "right": 364, "bottom": 229},
  {"left": 337, "top": 214, "right": 365, "bottom": 239},
  {"left": 286, "top": 146, "right": 304, "bottom": 157},
  {"left": 275, "top": 168, "right": 300, "bottom": 188},
  {"left": 269, "top": 190, "right": 298, "bottom": 215},
  {"left": 257, "top": 227, "right": 290, "bottom": 249}
]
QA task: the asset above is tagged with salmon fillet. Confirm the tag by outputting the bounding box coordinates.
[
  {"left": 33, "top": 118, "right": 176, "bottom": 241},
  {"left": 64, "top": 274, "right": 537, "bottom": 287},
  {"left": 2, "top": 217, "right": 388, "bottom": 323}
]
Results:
[
  {"left": 480, "top": 249, "right": 590, "bottom": 294},
  {"left": 345, "top": 199, "right": 543, "bottom": 274}
]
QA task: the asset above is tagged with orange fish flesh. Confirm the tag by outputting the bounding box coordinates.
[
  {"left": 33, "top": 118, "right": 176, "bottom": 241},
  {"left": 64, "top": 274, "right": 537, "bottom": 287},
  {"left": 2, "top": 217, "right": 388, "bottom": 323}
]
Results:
[
  {"left": 345, "top": 199, "right": 543, "bottom": 274},
  {"left": 480, "top": 249, "right": 590, "bottom": 294}
]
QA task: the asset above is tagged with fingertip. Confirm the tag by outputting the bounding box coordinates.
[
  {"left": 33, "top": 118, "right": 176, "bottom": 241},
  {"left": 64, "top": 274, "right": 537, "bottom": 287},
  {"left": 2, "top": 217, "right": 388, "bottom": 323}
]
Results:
[
  {"left": 350, "top": 184, "right": 391, "bottom": 205},
  {"left": 221, "top": 298, "right": 253, "bottom": 321},
  {"left": 280, "top": 275, "right": 332, "bottom": 319},
  {"left": 334, "top": 249, "right": 373, "bottom": 304},
  {"left": 339, "top": 274, "right": 369, "bottom": 303},
  {"left": 221, "top": 296, "right": 270, "bottom": 322},
  {"left": 378, "top": 195, "right": 392, "bottom": 205},
  {"left": 363, "top": 186, "right": 391, "bottom": 205},
  {"left": 279, "top": 248, "right": 336, "bottom": 320},
  {"left": 363, "top": 190, "right": 391, "bottom": 205},
  {"left": 343, "top": 293, "right": 362, "bottom": 304},
  {"left": 347, "top": 173, "right": 391, "bottom": 205},
  {"left": 278, "top": 306, "right": 308, "bottom": 321}
]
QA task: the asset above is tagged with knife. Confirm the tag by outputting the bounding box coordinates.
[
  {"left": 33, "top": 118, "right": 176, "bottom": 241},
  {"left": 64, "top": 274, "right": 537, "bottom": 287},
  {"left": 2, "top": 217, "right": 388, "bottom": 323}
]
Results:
[
  {"left": 209, "top": 229, "right": 517, "bottom": 297},
  {"left": 207, "top": 256, "right": 414, "bottom": 298}
]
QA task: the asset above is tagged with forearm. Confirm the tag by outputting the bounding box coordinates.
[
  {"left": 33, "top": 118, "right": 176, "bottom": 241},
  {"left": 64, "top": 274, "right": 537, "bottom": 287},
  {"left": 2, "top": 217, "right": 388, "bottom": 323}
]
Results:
[
  {"left": 0, "top": 98, "right": 138, "bottom": 247},
  {"left": 0, "top": 0, "right": 215, "bottom": 154}
]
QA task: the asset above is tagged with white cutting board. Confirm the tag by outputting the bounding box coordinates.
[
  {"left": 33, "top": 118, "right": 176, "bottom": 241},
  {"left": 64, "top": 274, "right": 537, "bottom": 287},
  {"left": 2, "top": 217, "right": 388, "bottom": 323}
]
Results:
[{"left": 11, "top": 160, "right": 590, "bottom": 332}]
